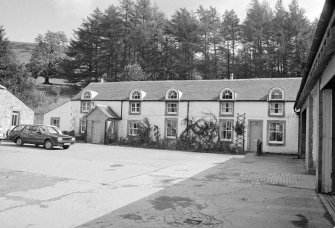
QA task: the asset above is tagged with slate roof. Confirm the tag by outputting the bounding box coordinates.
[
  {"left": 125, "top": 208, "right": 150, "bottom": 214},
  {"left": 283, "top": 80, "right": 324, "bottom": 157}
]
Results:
[
  {"left": 72, "top": 78, "right": 302, "bottom": 102},
  {"left": 83, "top": 104, "right": 121, "bottom": 119}
]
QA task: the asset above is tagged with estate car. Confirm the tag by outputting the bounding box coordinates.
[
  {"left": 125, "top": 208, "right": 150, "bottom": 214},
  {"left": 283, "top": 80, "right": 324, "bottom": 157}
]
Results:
[{"left": 8, "top": 124, "right": 75, "bottom": 149}]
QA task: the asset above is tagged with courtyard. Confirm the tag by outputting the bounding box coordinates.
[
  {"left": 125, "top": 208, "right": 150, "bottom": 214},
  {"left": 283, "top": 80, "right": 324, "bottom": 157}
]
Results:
[{"left": 0, "top": 142, "right": 333, "bottom": 227}]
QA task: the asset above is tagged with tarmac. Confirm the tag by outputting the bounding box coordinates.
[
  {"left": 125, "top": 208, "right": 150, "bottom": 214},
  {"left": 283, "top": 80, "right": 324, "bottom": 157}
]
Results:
[{"left": 79, "top": 152, "right": 334, "bottom": 228}]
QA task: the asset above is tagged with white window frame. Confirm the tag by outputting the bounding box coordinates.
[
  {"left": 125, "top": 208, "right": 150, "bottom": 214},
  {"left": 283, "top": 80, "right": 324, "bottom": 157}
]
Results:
[
  {"left": 220, "top": 102, "right": 234, "bottom": 115},
  {"left": 130, "top": 102, "right": 141, "bottom": 114},
  {"left": 167, "top": 102, "right": 178, "bottom": 115},
  {"left": 50, "top": 117, "right": 60, "bottom": 128},
  {"left": 268, "top": 122, "right": 285, "bottom": 144},
  {"left": 81, "top": 101, "right": 92, "bottom": 113},
  {"left": 220, "top": 88, "right": 234, "bottom": 100},
  {"left": 166, "top": 119, "right": 177, "bottom": 138},
  {"left": 83, "top": 91, "right": 91, "bottom": 100},
  {"left": 11, "top": 111, "right": 19, "bottom": 126},
  {"left": 269, "top": 102, "right": 284, "bottom": 116},
  {"left": 131, "top": 90, "right": 141, "bottom": 100},
  {"left": 269, "top": 88, "right": 284, "bottom": 101},
  {"left": 220, "top": 120, "right": 233, "bottom": 142},
  {"left": 129, "top": 122, "right": 139, "bottom": 136},
  {"left": 80, "top": 119, "right": 86, "bottom": 133}
]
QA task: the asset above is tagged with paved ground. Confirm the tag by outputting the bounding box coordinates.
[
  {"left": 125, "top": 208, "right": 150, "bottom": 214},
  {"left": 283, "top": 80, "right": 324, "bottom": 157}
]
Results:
[
  {"left": 0, "top": 142, "right": 240, "bottom": 228},
  {"left": 78, "top": 153, "right": 334, "bottom": 228},
  {"left": 0, "top": 142, "right": 333, "bottom": 228}
]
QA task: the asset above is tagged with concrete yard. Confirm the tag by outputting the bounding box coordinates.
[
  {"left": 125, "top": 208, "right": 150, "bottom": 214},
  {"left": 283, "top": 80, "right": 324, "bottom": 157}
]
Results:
[
  {"left": 0, "top": 142, "right": 239, "bottom": 228},
  {"left": 0, "top": 142, "right": 333, "bottom": 228}
]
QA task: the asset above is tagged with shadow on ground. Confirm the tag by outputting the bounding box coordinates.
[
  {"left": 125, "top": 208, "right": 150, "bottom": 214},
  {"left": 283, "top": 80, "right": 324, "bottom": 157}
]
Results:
[{"left": 78, "top": 153, "right": 334, "bottom": 228}]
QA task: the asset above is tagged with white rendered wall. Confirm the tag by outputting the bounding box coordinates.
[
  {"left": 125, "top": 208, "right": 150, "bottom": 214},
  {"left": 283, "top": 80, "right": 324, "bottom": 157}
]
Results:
[
  {"left": 43, "top": 101, "right": 72, "bottom": 132},
  {"left": 48, "top": 99, "right": 299, "bottom": 154}
]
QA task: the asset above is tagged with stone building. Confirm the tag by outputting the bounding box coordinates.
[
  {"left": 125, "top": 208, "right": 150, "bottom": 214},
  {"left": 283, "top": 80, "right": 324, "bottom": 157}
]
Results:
[{"left": 0, "top": 85, "right": 34, "bottom": 132}]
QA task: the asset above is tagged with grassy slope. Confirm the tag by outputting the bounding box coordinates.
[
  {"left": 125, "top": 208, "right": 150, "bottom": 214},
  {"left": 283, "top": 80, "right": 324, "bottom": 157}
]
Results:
[{"left": 9, "top": 41, "right": 36, "bottom": 64}]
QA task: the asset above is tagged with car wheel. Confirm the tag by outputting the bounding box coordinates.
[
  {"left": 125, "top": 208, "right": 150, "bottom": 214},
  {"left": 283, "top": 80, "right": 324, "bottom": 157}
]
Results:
[
  {"left": 44, "top": 139, "right": 53, "bottom": 150},
  {"left": 62, "top": 145, "right": 70, "bottom": 149},
  {"left": 16, "top": 137, "right": 24, "bottom": 146}
]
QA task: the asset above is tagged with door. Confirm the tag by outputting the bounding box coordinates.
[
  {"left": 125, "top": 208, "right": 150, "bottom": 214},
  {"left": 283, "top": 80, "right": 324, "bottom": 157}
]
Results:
[
  {"left": 105, "top": 120, "right": 118, "bottom": 144},
  {"left": 248, "top": 120, "right": 263, "bottom": 152},
  {"left": 91, "top": 121, "right": 104, "bottom": 144},
  {"left": 29, "top": 126, "right": 44, "bottom": 144}
]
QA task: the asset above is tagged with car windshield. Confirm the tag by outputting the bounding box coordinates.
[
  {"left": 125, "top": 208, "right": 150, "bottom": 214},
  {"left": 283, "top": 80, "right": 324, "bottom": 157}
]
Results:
[{"left": 40, "top": 126, "right": 63, "bottom": 134}]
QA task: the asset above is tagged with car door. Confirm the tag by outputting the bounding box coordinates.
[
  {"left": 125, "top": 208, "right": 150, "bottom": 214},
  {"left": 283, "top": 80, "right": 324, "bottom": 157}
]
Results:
[
  {"left": 29, "top": 126, "right": 44, "bottom": 144},
  {"left": 20, "top": 126, "right": 32, "bottom": 143}
]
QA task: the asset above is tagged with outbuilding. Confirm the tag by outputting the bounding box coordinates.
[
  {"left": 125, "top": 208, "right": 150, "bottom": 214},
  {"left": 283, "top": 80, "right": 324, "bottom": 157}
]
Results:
[{"left": 0, "top": 85, "right": 34, "bottom": 132}]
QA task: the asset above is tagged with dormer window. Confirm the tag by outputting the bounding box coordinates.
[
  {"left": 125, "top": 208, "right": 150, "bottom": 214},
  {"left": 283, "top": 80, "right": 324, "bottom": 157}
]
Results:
[
  {"left": 165, "top": 89, "right": 182, "bottom": 100},
  {"left": 131, "top": 90, "right": 141, "bottom": 100},
  {"left": 220, "top": 88, "right": 234, "bottom": 100},
  {"left": 81, "top": 90, "right": 98, "bottom": 100},
  {"left": 83, "top": 91, "right": 91, "bottom": 99},
  {"left": 268, "top": 88, "right": 285, "bottom": 117},
  {"left": 129, "top": 89, "right": 146, "bottom": 115},
  {"left": 220, "top": 88, "right": 235, "bottom": 116},
  {"left": 168, "top": 90, "right": 178, "bottom": 99},
  {"left": 269, "top": 88, "right": 284, "bottom": 101}
]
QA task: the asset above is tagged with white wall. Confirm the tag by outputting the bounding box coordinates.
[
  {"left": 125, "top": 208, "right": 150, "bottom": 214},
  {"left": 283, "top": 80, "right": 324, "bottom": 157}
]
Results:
[
  {"left": 0, "top": 89, "right": 34, "bottom": 132},
  {"left": 43, "top": 101, "right": 72, "bottom": 132},
  {"left": 46, "top": 99, "right": 299, "bottom": 154}
]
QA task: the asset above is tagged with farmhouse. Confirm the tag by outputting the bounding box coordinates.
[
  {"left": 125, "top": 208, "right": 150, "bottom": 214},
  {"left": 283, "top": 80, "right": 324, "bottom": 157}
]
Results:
[
  {"left": 0, "top": 85, "right": 34, "bottom": 131},
  {"left": 295, "top": 0, "right": 335, "bottom": 193},
  {"left": 44, "top": 78, "right": 301, "bottom": 153}
]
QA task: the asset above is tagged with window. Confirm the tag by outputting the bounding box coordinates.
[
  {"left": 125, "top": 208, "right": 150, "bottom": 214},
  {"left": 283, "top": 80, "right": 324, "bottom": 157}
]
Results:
[
  {"left": 269, "top": 102, "right": 284, "bottom": 116},
  {"left": 131, "top": 90, "right": 141, "bottom": 100},
  {"left": 81, "top": 101, "right": 93, "bottom": 113},
  {"left": 166, "top": 119, "right": 177, "bottom": 138},
  {"left": 129, "top": 122, "right": 139, "bottom": 136},
  {"left": 83, "top": 91, "right": 91, "bottom": 100},
  {"left": 129, "top": 102, "right": 141, "bottom": 114},
  {"left": 269, "top": 88, "right": 284, "bottom": 101},
  {"left": 166, "top": 102, "right": 178, "bottom": 115},
  {"left": 220, "top": 88, "right": 234, "bottom": 100},
  {"left": 268, "top": 121, "right": 285, "bottom": 144},
  {"left": 220, "top": 102, "right": 234, "bottom": 115},
  {"left": 50, "top": 117, "right": 60, "bottom": 128},
  {"left": 168, "top": 90, "right": 178, "bottom": 99},
  {"left": 80, "top": 119, "right": 86, "bottom": 133},
  {"left": 11, "top": 111, "right": 19, "bottom": 126},
  {"left": 220, "top": 120, "right": 233, "bottom": 141}
]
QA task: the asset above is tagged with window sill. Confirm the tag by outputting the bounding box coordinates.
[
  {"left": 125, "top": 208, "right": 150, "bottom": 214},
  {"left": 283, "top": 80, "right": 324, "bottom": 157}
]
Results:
[{"left": 268, "top": 141, "right": 284, "bottom": 146}]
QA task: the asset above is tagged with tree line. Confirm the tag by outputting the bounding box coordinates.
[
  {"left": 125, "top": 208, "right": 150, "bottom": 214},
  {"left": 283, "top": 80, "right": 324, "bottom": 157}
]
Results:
[
  {"left": 59, "top": 0, "right": 317, "bottom": 83},
  {"left": 0, "top": 0, "right": 317, "bottom": 108}
]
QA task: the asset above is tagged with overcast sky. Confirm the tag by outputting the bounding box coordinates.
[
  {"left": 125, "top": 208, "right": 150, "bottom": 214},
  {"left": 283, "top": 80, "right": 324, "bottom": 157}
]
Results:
[{"left": 0, "top": 0, "right": 324, "bottom": 43}]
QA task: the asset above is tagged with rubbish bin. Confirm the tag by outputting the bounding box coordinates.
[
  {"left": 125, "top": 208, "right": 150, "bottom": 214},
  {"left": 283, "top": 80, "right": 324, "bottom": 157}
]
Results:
[{"left": 256, "top": 139, "right": 262, "bottom": 156}]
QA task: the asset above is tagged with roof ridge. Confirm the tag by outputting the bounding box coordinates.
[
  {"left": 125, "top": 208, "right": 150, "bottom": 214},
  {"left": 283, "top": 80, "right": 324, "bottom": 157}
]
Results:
[{"left": 88, "top": 77, "right": 302, "bottom": 85}]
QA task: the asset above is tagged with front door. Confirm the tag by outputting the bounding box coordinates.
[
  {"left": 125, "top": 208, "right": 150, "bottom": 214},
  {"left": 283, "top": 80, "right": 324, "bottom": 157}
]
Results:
[
  {"left": 248, "top": 120, "right": 263, "bottom": 152},
  {"left": 91, "top": 120, "right": 104, "bottom": 144}
]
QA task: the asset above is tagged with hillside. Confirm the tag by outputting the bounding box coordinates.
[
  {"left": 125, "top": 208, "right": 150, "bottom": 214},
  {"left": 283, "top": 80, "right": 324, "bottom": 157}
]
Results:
[{"left": 9, "top": 41, "right": 35, "bottom": 64}]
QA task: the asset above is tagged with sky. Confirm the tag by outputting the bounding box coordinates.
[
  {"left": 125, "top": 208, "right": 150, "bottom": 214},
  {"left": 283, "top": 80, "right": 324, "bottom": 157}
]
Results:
[{"left": 0, "top": 0, "right": 324, "bottom": 43}]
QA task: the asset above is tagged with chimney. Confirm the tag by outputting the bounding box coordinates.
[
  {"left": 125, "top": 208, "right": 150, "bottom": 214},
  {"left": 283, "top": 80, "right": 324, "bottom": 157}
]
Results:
[{"left": 230, "top": 73, "right": 234, "bottom": 80}]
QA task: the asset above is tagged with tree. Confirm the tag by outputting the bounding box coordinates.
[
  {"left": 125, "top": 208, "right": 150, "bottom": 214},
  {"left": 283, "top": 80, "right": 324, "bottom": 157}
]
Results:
[{"left": 27, "top": 31, "right": 68, "bottom": 84}]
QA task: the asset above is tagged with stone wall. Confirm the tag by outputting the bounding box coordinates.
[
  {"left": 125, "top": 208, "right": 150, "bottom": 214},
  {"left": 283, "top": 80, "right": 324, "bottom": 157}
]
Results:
[{"left": 0, "top": 87, "right": 34, "bottom": 132}]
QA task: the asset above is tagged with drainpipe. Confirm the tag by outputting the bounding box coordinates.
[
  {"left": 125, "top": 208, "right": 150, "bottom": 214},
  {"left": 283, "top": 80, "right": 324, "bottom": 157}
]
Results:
[
  {"left": 186, "top": 101, "right": 190, "bottom": 136},
  {"left": 120, "top": 101, "right": 123, "bottom": 119}
]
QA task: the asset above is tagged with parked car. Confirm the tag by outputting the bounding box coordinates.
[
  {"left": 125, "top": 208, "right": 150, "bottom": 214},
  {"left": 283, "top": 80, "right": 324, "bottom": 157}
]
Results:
[{"left": 9, "top": 124, "right": 75, "bottom": 149}]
